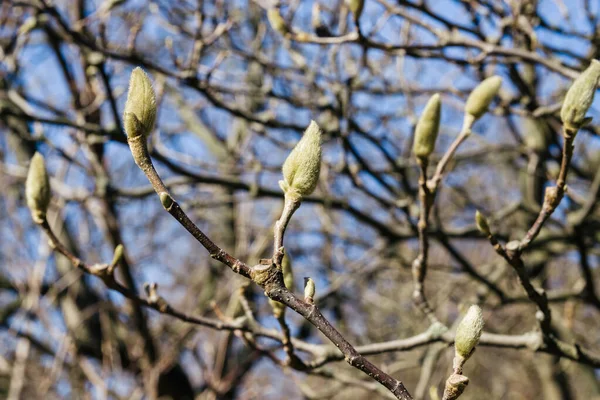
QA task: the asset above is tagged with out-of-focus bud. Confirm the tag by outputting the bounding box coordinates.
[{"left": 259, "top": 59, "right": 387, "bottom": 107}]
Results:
[
  {"left": 267, "top": 8, "right": 290, "bottom": 36},
  {"left": 279, "top": 121, "right": 322, "bottom": 200},
  {"left": 346, "top": 0, "right": 365, "bottom": 21},
  {"left": 475, "top": 210, "right": 491, "bottom": 236},
  {"left": 123, "top": 67, "right": 157, "bottom": 138},
  {"left": 413, "top": 93, "right": 442, "bottom": 160},
  {"left": 561, "top": 59, "right": 600, "bottom": 133},
  {"left": 522, "top": 117, "right": 548, "bottom": 152},
  {"left": 454, "top": 305, "right": 484, "bottom": 362},
  {"left": 26, "top": 152, "right": 51, "bottom": 224},
  {"left": 465, "top": 76, "right": 502, "bottom": 121},
  {"left": 111, "top": 244, "right": 124, "bottom": 266}
]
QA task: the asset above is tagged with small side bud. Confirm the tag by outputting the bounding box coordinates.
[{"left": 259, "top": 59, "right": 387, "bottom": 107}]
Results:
[
  {"left": 123, "top": 67, "right": 156, "bottom": 138},
  {"left": 304, "top": 277, "right": 315, "bottom": 303},
  {"left": 26, "top": 152, "right": 51, "bottom": 224},
  {"left": 346, "top": 0, "right": 365, "bottom": 21},
  {"left": 269, "top": 253, "right": 294, "bottom": 317},
  {"left": 465, "top": 76, "right": 502, "bottom": 120},
  {"left": 281, "top": 121, "right": 322, "bottom": 200},
  {"left": 414, "top": 93, "right": 442, "bottom": 160},
  {"left": 561, "top": 59, "right": 600, "bottom": 133},
  {"left": 454, "top": 305, "right": 484, "bottom": 363},
  {"left": 111, "top": 244, "right": 124, "bottom": 266},
  {"left": 267, "top": 8, "right": 289, "bottom": 36},
  {"left": 159, "top": 192, "right": 174, "bottom": 210},
  {"left": 475, "top": 210, "right": 491, "bottom": 236}
]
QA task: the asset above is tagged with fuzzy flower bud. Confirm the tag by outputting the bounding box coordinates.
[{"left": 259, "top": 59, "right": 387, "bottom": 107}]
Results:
[
  {"left": 475, "top": 210, "right": 491, "bottom": 236},
  {"left": 465, "top": 76, "right": 502, "bottom": 120},
  {"left": 414, "top": 93, "right": 442, "bottom": 160},
  {"left": 26, "top": 152, "right": 51, "bottom": 224},
  {"left": 123, "top": 67, "right": 157, "bottom": 138},
  {"left": 280, "top": 120, "right": 322, "bottom": 200},
  {"left": 454, "top": 305, "right": 484, "bottom": 361},
  {"left": 561, "top": 59, "right": 600, "bottom": 133}
]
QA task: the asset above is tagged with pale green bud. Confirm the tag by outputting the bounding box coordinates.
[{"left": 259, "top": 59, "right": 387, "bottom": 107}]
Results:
[
  {"left": 454, "top": 305, "right": 484, "bottom": 360},
  {"left": 304, "top": 277, "right": 315, "bottom": 303},
  {"left": 123, "top": 67, "right": 156, "bottom": 138},
  {"left": 280, "top": 120, "right": 322, "bottom": 200},
  {"left": 267, "top": 8, "right": 289, "bottom": 36},
  {"left": 465, "top": 76, "right": 502, "bottom": 120},
  {"left": 111, "top": 244, "right": 124, "bottom": 266},
  {"left": 346, "top": 0, "right": 365, "bottom": 21},
  {"left": 26, "top": 152, "right": 51, "bottom": 224},
  {"left": 269, "top": 253, "right": 294, "bottom": 317},
  {"left": 475, "top": 210, "right": 490, "bottom": 236},
  {"left": 561, "top": 60, "right": 600, "bottom": 132},
  {"left": 413, "top": 93, "right": 442, "bottom": 159},
  {"left": 523, "top": 117, "right": 547, "bottom": 152}
]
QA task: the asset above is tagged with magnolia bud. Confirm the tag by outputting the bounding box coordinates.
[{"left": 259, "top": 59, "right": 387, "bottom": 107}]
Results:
[
  {"left": 475, "top": 210, "right": 490, "bottom": 236},
  {"left": 346, "top": 0, "right": 365, "bottom": 21},
  {"left": 523, "top": 117, "right": 548, "bottom": 152},
  {"left": 465, "top": 76, "right": 502, "bottom": 120},
  {"left": 561, "top": 59, "right": 600, "bottom": 133},
  {"left": 26, "top": 152, "right": 51, "bottom": 224},
  {"left": 280, "top": 120, "right": 322, "bottom": 200},
  {"left": 269, "top": 253, "right": 294, "bottom": 317},
  {"left": 454, "top": 305, "right": 484, "bottom": 361},
  {"left": 414, "top": 93, "right": 442, "bottom": 159},
  {"left": 304, "top": 277, "right": 315, "bottom": 303},
  {"left": 267, "top": 8, "right": 289, "bottom": 36},
  {"left": 442, "top": 374, "right": 469, "bottom": 400},
  {"left": 123, "top": 67, "right": 157, "bottom": 138}
]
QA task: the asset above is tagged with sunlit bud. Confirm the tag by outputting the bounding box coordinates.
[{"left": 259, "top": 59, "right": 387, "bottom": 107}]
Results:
[
  {"left": 465, "top": 76, "right": 502, "bottom": 120},
  {"left": 304, "top": 277, "right": 315, "bottom": 303},
  {"left": 454, "top": 305, "right": 484, "bottom": 361},
  {"left": 267, "top": 8, "right": 289, "bottom": 36},
  {"left": 475, "top": 210, "right": 491, "bottom": 236},
  {"left": 346, "top": 0, "right": 365, "bottom": 21},
  {"left": 123, "top": 67, "right": 157, "bottom": 138},
  {"left": 414, "top": 94, "right": 442, "bottom": 159},
  {"left": 26, "top": 152, "right": 51, "bottom": 224},
  {"left": 111, "top": 244, "right": 124, "bottom": 266},
  {"left": 280, "top": 121, "right": 322, "bottom": 200},
  {"left": 561, "top": 60, "right": 600, "bottom": 133}
]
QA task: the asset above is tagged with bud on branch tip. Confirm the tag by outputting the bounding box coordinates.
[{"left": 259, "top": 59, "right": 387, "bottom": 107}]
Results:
[
  {"left": 561, "top": 59, "right": 600, "bottom": 133},
  {"left": 280, "top": 120, "right": 322, "bottom": 200},
  {"left": 26, "top": 152, "right": 51, "bottom": 224},
  {"left": 475, "top": 210, "right": 491, "bottom": 236},
  {"left": 414, "top": 93, "right": 442, "bottom": 160},
  {"left": 465, "top": 76, "right": 502, "bottom": 120},
  {"left": 304, "top": 277, "right": 315, "bottom": 303},
  {"left": 267, "top": 8, "right": 289, "bottom": 36},
  {"left": 123, "top": 67, "right": 157, "bottom": 138},
  {"left": 454, "top": 305, "right": 484, "bottom": 361},
  {"left": 346, "top": 0, "right": 365, "bottom": 21}
]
